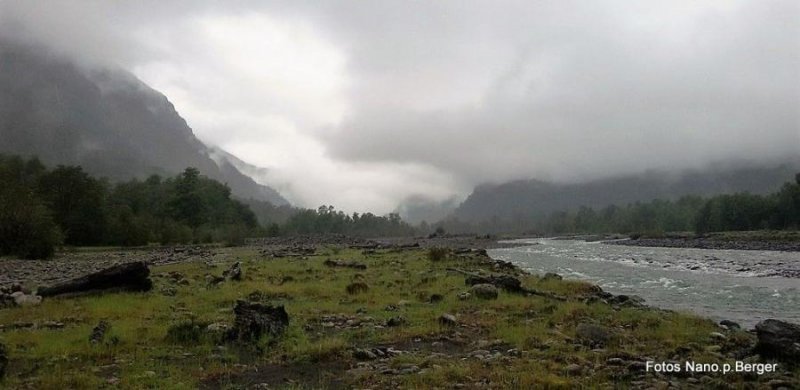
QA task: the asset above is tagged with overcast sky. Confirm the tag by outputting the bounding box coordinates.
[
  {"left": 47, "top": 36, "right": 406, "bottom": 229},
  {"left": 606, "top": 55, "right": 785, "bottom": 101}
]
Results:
[{"left": 2, "top": 1, "right": 799, "bottom": 213}]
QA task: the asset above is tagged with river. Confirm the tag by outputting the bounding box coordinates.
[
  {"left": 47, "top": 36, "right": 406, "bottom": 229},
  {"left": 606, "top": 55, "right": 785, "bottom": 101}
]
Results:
[{"left": 489, "top": 238, "right": 800, "bottom": 328}]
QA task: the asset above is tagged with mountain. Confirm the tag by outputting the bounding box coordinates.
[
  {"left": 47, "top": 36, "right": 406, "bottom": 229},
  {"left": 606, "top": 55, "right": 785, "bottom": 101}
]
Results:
[
  {"left": 0, "top": 39, "right": 288, "bottom": 206},
  {"left": 452, "top": 162, "right": 800, "bottom": 224}
]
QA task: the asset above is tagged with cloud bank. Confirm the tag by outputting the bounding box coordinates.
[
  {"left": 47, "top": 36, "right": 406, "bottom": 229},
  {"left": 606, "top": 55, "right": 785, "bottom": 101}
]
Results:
[{"left": 1, "top": 0, "right": 798, "bottom": 213}]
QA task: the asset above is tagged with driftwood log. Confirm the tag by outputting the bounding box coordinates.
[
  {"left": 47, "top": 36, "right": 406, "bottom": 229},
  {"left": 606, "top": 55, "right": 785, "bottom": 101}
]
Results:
[
  {"left": 446, "top": 268, "right": 566, "bottom": 301},
  {"left": 37, "top": 261, "right": 152, "bottom": 297}
]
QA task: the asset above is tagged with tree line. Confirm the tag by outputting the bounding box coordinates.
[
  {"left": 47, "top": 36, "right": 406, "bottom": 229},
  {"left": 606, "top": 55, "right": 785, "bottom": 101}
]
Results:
[
  {"left": 0, "top": 155, "right": 417, "bottom": 259},
  {"left": 434, "top": 173, "right": 800, "bottom": 236}
]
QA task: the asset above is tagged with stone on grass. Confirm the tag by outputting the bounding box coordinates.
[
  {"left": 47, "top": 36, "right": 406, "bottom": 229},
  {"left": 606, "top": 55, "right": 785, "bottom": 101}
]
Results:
[
  {"left": 226, "top": 300, "right": 289, "bottom": 342},
  {"left": 470, "top": 284, "right": 499, "bottom": 300},
  {"left": 438, "top": 313, "right": 458, "bottom": 327},
  {"left": 90, "top": 320, "right": 111, "bottom": 344}
]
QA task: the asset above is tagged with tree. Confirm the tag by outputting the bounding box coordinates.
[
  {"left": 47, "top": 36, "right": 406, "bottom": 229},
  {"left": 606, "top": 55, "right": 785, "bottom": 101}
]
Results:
[
  {"left": 0, "top": 185, "right": 62, "bottom": 259},
  {"left": 37, "top": 165, "right": 108, "bottom": 245}
]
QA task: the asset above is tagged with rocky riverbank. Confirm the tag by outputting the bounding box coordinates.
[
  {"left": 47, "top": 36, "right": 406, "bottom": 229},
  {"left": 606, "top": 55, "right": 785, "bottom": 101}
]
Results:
[
  {"left": 608, "top": 237, "right": 800, "bottom": 252},
  {"left": 0, "top": 238, "right": 798, "bottom": 388}
]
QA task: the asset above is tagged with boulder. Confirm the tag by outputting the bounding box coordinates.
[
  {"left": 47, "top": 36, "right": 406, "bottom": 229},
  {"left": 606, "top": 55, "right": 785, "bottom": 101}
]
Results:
[
  {"left": 470, "top": 284, "right": 499, "bottom": 300},
  {"left": 11, "top": 292, "right": 41, "bottom": 306},
  {"left": 227, "top": 300, "right": 289, "bottom": 342},
  {"left": 38, "top": 262, "right": 152, "bottom": 297},
  {"left": 754, "top": 319, "right": 800, "bottom": 361}
]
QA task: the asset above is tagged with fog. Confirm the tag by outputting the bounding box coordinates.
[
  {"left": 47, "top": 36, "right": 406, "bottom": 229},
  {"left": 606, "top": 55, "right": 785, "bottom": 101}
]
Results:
[{"left": 1, "top": 0, "right": 798, "bottom": 213}]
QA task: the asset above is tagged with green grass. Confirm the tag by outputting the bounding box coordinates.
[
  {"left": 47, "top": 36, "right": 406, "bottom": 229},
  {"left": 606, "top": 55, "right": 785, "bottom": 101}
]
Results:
[{"left": 0, "top": 246, "right": 796, "bottom": 388}]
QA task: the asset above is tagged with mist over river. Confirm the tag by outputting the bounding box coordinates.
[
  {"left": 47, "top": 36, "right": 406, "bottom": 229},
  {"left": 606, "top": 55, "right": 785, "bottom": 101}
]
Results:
[{"left": 489, "top": 239, "right": 800, "bottom": 328}]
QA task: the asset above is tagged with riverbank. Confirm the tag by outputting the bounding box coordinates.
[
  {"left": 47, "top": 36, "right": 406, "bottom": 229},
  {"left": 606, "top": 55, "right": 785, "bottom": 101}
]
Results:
[
  {"left": 605, "top": 231, "right": 800, "bottom": 252},
  {"left": 0, "top": 238, "right": 798, "bottom": 388}
]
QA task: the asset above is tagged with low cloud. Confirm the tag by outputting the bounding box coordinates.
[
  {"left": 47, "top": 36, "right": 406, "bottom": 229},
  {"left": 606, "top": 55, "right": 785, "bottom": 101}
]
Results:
[{"left": 1, "top": 1, "right": 798, "bottom": 214}]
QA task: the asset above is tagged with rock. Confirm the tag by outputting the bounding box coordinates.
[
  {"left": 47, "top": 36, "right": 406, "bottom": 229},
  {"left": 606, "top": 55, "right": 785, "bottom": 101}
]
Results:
[
  {"left": 565, "top": 363, "right": 582, "bottom": 375},
  {"left": 11, "top": 291, "right": 41, "bottom": 306},
  {"left": 754, "top": 319, "right": 800, "bottom": 361},
  {"left": 206, "top": 275, "right": 225, "bottom": 286},
  {"left": 346, "top": 282, "right": 369, "bottom": 295},
  {"left": 0, "top": 342, "right": 6, "bottom": 380},
  {"left": 226, "top": 300, "right": 289, "bottom": 342},
  {"left": 206, "top": 322, "right": 230, "bottom": 333},
  {"left": 90, "top": 320, "right": 111, "bottom": 344},
  {"left": 38, "top": 262, "right": 152, "bottom": 297},
  {"left": 720, "top": 320, "right": 741, "bottom": 330},
  {"left": 709, "top": 332, "right": 727, "bottom": 342},
  {"left": 542, "top": 272, "right": 563, "bottom": 281},
  {"left": 457, "top": 292, "right": 471, "bottom": 300},
  {"left": 470, "top": 284, "right": 499, "bottom": 300},
  {"left": 353, "top": 348, "right": 377, "bottom": 360},
  {"left": 438, "top": 313, "right": 458, "bottom": 327},
  {"left": 606, "top": 357, "right": 625, "bottom": 366},
  {"left": 224, "top": 261, "right": 242, "bottom": 281},
  {"left": 576, "top": 323, "right": 612, "bottom": 348},
  {"left": 465, "top": 274, "right": 524, "bottom": 293},
  {"left": 386, "top": 316, "right": 406, "bottom": 327}
]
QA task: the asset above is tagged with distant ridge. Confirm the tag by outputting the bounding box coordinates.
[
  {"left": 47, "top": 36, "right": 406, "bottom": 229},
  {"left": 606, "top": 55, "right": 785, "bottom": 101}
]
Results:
[{"left": 452, "top": 162, "right": 800, "bottom": 223}]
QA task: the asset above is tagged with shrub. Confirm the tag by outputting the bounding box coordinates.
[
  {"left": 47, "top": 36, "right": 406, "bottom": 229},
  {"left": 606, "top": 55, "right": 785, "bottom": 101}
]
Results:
[{"left": 427, "top": 247, "right": 450, "bottom": 261}]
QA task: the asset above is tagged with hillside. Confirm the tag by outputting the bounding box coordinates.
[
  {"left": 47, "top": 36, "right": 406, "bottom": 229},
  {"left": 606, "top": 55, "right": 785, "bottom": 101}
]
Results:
[
  {"left": 452, "top": 163, "right": 800, "bottom": 224},
  {"left": 0, "top": 39, "right": 288, "bottom": 206}
]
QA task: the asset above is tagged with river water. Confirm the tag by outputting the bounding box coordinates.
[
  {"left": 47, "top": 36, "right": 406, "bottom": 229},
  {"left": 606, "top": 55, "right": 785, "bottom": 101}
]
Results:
[{"left": 489, "top": 239, "right": 800, "bottom": 328}]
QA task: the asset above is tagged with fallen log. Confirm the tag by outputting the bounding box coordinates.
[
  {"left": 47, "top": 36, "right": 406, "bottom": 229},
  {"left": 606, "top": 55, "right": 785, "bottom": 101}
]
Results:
[
  {"left": 446, "top": 268, "right": 566, "bottom": 301},
  {"left": 38, "top": 261, "right": 152, "bottom": 297}
]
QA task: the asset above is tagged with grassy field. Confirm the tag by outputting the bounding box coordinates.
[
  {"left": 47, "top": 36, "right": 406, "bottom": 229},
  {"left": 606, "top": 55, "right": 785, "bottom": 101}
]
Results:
[{"left": 0, "top": 245, "right": 797, "bottom": 389}]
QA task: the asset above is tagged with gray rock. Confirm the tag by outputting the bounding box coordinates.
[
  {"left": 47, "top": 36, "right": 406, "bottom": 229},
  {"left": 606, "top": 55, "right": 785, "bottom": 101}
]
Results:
[
  {"left": 11, "top": 291, "right": 41, "bottom": 306},
  {"left": 438, "top": 313, "right": 458, "bottom": 327},
  {"left": 565, "top": 363, "right": 582, "bottom": 375},
  {"left": 206, "top": 322, "right": 230, "bottom": 333},
  {"left": 720, "top": 320, "right": 740, "bottom": 330},
  {"left": 542, "top": 272, "right": 563, "bottom": 281},
  {"left": 754, "top": 319, "right": 800, "bottom": 361},
  {"left": 470, "top": 284, "right": 499, "bottom": 300},
  {"left": 709, "top": 332, "right": 727, "bottom": 342},
  {"left": 457, "top": 292, "right": 471, "bottom": 300},
  {"left": 353, "top": 348, "right": 378, "bottom": 360}
]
